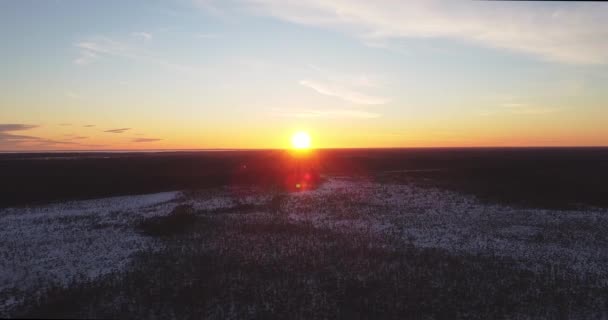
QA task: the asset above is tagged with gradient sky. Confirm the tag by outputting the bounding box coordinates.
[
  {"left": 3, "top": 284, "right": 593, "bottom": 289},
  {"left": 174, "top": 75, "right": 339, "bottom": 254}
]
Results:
[{"left": 1, "top": 0, "right": 608, "bottom": 150}]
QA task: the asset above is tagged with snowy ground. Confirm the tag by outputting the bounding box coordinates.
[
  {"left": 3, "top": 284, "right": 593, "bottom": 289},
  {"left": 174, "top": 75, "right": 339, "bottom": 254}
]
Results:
[
  {"left": 285, "top": 177, "right": 608, "bottom": 279},
  {"left": 0, "top": 191, "right": 179, "bottom": 313},
  {"left": 2, "top": 176, "right": 608, "bottom": 316}
]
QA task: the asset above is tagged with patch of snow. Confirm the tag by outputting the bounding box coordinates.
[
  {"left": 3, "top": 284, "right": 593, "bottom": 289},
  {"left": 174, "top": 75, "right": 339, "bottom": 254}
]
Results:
[
  {"left": 284, "top": 177, "right": 608, "bottom": 277},
  {"left": 0, "top": 191, "right": 180, "bottom": 315}
]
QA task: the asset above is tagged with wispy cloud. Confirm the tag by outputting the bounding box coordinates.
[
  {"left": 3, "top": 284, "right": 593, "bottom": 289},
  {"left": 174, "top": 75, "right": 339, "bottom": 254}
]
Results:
[
  {"left": 83, "top": 124, "right": 95, "bottom": 127},
  {"left": 192, "top": 0, "right": 234, "bottom": 20},
  {"left": 73, "top": 36, "right": 202, "bottom": 74},
  {"left": 239, "top": 0, "right": 608, "bottom": 64},
  {"left": 73, "top": 50, "right": 98, "bottom": 66},
  {"left": 299, "top": 65, "right": 388, "bottom": 105},
  {"left": 299, "top": 80, "right": 387, "bottom": 105},
  {"left": 74, "top": 38, "right": 135, "bottom": 65},
  {"left": 308, "top": 64, "right": 383, "bottom": 88},
  {"left": 132, "top": 138, "right": 163, "bottom": 143},
  {"left": 271, "top": 108, "right": 380, "bottom": 119},
  {"left": 0, "top": 124, "right": 39, "bottom": 132},
  {"left": 131, "top": 32, "right": 152, "bottom": 40},
  {"left": 64, "top": 134, "right": 89, "bottom": 140},
  {"left": 481, "top": 103, "right": 559, "bottom": 116},
  {"left": 0, "top": 124, "right": 81, "bottom": 148},
  {"left": 104, "top": 128, "right": 131, "bottom": 134},
  {"left": 501, "top": 103, "right": 558, "bottom": 115}
]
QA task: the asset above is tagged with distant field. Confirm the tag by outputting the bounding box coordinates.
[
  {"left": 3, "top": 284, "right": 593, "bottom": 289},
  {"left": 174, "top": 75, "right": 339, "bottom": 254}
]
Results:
[
  {"left": 1, "top": 148, "right": 608, "bottom": 209},
  {"left": 2, "top": 176, "right": 608, "bottom": 318}
]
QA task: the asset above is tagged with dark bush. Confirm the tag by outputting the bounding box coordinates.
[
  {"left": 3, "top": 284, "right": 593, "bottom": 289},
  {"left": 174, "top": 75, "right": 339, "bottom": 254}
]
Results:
[{"left": 137, "top": 204, "right": 196, "bottom": 237}]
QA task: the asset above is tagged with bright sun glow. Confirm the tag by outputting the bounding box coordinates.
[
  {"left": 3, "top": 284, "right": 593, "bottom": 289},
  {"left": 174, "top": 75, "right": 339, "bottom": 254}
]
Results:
[{"left": 291, "top": 131, "right": 311, "bottom": 149}]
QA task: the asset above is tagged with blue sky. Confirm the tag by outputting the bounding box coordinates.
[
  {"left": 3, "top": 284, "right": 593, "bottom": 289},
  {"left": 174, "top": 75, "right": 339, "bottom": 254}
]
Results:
[{"left": 1, "top": 0, "right": 607, "bottom": 150}]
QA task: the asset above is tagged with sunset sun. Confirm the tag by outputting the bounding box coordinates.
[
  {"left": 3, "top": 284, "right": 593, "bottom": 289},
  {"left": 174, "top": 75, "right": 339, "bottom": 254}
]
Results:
[{"left": 291, "top": 131, "right": 311, "bottom": 149}]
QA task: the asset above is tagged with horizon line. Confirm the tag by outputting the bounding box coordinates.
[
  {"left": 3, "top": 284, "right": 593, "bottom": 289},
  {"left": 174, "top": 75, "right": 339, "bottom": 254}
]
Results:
[{"left": 2, "top": 145, "right": 608, "bottom": 154}]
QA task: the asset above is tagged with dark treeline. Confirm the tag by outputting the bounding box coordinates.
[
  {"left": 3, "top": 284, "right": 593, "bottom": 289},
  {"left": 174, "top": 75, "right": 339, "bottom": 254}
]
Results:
[{"left": 1, "top": 147, "right": 607, "bottom": 209}]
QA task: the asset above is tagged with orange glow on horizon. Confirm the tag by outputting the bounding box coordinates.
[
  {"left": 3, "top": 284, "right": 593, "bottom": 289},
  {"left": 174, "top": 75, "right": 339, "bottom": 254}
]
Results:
[{"left": 1, "top": 121, "right": 607, "bottom": 152}]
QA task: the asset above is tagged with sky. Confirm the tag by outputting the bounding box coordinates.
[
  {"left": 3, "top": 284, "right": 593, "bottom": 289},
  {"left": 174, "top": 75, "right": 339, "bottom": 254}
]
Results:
[{"left": 1, "top": 0, "right": 608, "bottom": 151}]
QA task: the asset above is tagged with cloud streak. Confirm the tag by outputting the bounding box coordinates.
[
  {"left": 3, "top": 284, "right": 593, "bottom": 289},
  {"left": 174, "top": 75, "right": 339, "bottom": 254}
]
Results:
[
  {"left": 0, "top": 124, "right": 82, "bottom": 148},
  {"left": 0, "top": 124, "right": 39, "bottom": 132},
  {"left": 299, "top": 80, "right": 387, "bottom": 105},
  {"left": 75, "top": 38, "right": 138, "bottom": 65},
  {"left": 240, "top": 0, "right": 608, "bottom": 64},
  {"left": 73, "top": 50, "right": 98, "bottom": 65},
  {"left": 271, "top": 108, "right": 380, "bottom": 119},
  {"left": 132, "top": 138, "right": 163, "bottom": 143},
  {"left": 501, "top": 103, "right": 558, "bottom": 115},
  {"left": 104, "top": 128, "right": 131, "bottom": 134},
  {"left": 73, "top": 36, "right": 202, "bottom": 74},
  {"left": 480, "top": 103, "right": 559, "bottom": 116},
  {"left": 298, "top": 65, "right": 388, "bottom": 105},
  {"left": 64, "top": 134, "right": 89, "bottom": 140},
  {"left": 131, "top": 32, "right": 152, "bottom": 40}
]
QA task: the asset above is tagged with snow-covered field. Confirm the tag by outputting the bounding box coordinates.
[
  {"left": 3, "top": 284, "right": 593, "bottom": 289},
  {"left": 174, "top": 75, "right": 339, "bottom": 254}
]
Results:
[
  {"left": 287, "top": 178, "right": 608, "bottom": 274},
  {"left": 0, "top": 191, "right": 181, "bottom": 313},
  {"left": 2, "top": 176, "right": 608, "bottom": 316}
]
